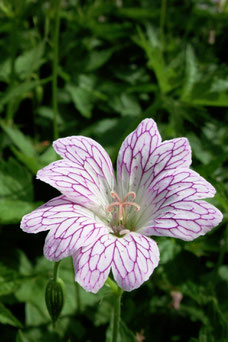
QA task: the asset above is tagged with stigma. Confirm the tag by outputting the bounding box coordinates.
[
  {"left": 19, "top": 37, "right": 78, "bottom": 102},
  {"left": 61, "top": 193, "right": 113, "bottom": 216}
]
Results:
[{"left": 106, "top": 191, "right": 140, "bottom": 222}]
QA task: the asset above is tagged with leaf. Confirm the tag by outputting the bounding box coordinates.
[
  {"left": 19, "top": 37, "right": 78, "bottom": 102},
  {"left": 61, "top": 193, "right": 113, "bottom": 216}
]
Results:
[
  {"left": 15, "top": 43, "right": 45, "bottom": 79},
  {"left": 66, "top": 84, "right": 93, "bottom": 118},
  {"left": 134, "top": 25, "right": 172, "bottom": 94},
  {"left": 111, "top": 93, "right": 141, "bottom": 116},
  {"left": 218, "top": 265, "right": 228, "bottom": 282},
  {"left": 156, "top": 238, "right": 181, "bottom": 264},
  {"left": 0, "top": 303, "right": 22, "bottom": 328},
  {"left": 0, "top": 264, "right": 20, "bottom": 296},
  {"left": 181, "top": 45, "right": 199, "bottom": 100},
  {"left": 0, "top": 199, "right": 42, "bottom": 224},
  {"left": 0, "top": 77, "right": 51, "bottom": 110},
  {"left": 0, "top": 123, "right": 41, "bottom": 173},
  {"left": 106, "top": 321, "right": 136, "bottom": 342},
  {"left": 1, "top": 124, "right": 37, "bottom": 157},
  {"left": 85, "top": 48, "right": 114, "bottom": 72},
  {"left": 0, "top": 158, "right": 33, "bottom": 201}
]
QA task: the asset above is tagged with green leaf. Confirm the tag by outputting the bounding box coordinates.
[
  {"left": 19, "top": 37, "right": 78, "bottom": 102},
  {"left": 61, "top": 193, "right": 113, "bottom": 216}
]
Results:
[
  {"left": 1, "top": 124, "right": 37, "bottom": 157},
  {"left": 181, "top": 45, "right": 199, "bottom": 100},
  {"left": 111, "top": 93, "right": 141, "bottom": 116},
  {"left": 67, "top": 84, "right": 93, "bottom": 118},
  {"left": 157, "top": 238, "right": 181, "bottom": 264},
  {"left": 0, "top": 158, "right": 33, "bottom": 201},
  {"left": 0, "top": 199, "right": 41, "bottom": 224},
  {"left": 218, "top": 265, "right": 228, "bottom": 282},
  {"left": 106, "top": 321, "right": 136, "bottom": 342},
  {"left": 0, "top": 264, "right": 20, "bottom": 296},
  {"left": 85, "top": 48, "right": 114, "bottom": 72},
  {"left": 0, "top": 303, "right": 22, "bottom": 328},
  {"left": 0, "top": 77, "right": 51, "bottom": 110},
  {"left": 15, "top": 43, "right": 45, "bottom": 79}
]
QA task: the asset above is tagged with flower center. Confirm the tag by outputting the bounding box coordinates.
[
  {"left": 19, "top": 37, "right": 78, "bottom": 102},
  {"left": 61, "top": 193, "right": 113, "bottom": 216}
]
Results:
[{"left": 106, "top": 191, "right": 140, "bottom": 224}]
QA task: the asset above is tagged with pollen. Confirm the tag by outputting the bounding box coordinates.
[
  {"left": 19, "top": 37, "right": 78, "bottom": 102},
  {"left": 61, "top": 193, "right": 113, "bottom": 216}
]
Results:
[{"left": 106, "top": 191, "right": 140, "bottom": 221}]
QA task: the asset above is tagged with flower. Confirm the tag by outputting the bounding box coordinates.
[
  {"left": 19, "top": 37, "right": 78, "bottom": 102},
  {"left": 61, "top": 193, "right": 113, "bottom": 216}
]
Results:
[{"left": 20, "top": 119, "right": 223, "bottom": 293}]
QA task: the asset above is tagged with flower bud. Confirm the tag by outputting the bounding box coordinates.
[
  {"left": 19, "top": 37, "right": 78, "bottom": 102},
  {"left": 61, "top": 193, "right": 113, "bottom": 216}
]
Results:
[{"left": 45, "top": 278, "right": 65, "bottom": 324}]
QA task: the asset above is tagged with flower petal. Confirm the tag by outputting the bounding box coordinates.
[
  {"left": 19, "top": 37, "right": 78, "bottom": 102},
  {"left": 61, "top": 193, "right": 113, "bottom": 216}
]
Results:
[
  {"left": 137, "top": 169, "right": 223, "bottom": 240},
  {"left": 73, "top": 232, "right": 159, "bottom": 293},
  {"left": 73, "top": 233, "right": 114, "bottom": 293},
  {"left": 37, "top": 136, "right": 115, "bottom": 216},
  {"left": 112, "top": 233, "right": 159, "bottom": 291},
  {"left": 117, "top": 119, "right": 191, "bottom": 203},
  {"left": 117, "top": 119, "right": 161, "bottom": 197},
  {"left": 21, "top": 195, "right": 109, "bottom": 261}
]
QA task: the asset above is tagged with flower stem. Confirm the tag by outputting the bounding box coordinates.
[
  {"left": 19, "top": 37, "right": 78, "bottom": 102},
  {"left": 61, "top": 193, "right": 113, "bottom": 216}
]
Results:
[
  {"left": 75, "top": 282, "right": 81, "bottom": 312},
  {"left": 112, "top": 287, "right": 123, "bottom": 342},
  {"left": 52, "top": 0, "right": 61, "bottom": 140},
  {"left": 53, "top": 261, "right": 60, "bottom": 281},
  {"left": 6, "top": 17, "right": 18, "bottom": 125}
]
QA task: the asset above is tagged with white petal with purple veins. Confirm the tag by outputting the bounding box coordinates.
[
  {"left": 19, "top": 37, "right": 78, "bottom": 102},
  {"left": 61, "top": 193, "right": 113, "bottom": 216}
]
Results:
[
  {"left": 21, "top": 195, "right": 109, "bottom": 261},
  {"left": 112, "top": 233, "right": 159, "bottom": 291},
  {"left": 117, "top": 119, "right": 191, "bottom": 204},
  {"left": 117, "top": 119, "right": 161, "bottom": 198},
  {"left": 73, "top": 234, "right": 115, "bottom": 293},
  {"left": 137, "top": 168, "right": 222, "bottom": 240},
  {"left": 37, "top": 136, "right": 115, "bottom": 216}
]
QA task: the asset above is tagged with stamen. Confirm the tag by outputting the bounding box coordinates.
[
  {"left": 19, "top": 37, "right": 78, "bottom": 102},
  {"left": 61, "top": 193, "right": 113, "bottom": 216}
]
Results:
[
  {"left": 106, "top": 191, "right": 140, "bottom": 222},
  {"left": 123, "top": 192, "right": 136, "bottom": 202}
]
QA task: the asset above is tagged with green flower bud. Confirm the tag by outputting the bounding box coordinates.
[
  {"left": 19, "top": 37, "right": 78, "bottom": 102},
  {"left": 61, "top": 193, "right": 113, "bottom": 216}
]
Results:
[{"left": 45, "top": 277, "right": 65, "bottom": 324}]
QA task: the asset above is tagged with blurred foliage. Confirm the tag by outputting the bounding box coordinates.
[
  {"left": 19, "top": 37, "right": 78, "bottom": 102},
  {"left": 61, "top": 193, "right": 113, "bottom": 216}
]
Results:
[{"left": 0, "top": 0, "right": 227, "bottom": 341}]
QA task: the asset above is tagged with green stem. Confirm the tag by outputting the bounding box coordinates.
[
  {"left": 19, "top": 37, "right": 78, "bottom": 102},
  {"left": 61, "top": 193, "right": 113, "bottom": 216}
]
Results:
[
  {"left": 6, "top": 18, "right": 18, "bottom": 125},
  {"left": 160, "top": 0, "right": 167, "bottom": 51},
  {"left": 53, "top": 261, "right": 60, "bottom": 281},
  {"left": 52, "top": 0, "right": 61, "bottom": 140},
  {"left": 75, "top": 282, "right": 81, "bottom": 312},
  {"left": 112, "top": 287, "right": 123, "bottom": 342}
]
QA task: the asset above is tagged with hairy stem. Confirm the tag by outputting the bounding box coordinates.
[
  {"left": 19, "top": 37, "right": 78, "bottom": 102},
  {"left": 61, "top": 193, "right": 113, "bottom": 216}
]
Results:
[{"left": 52, "top": 0, "right": 61, "bottom": 140}]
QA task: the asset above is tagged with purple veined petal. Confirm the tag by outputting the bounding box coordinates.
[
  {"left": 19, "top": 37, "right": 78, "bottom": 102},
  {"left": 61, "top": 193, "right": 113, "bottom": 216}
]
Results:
[
  {"left": 137, "top": 169, "right": 223, "bottom": 240},
  {"left": 37, "top": 136, "right": 115, "bottom": 216},
  {"left": 73, "top": 232, "right": 159, "bottom": 293},
  {"left": 21, "top": 195, "right": 110, "bottom": 261},
  {"left": 112, "top": 233, "right": 159, "bottom": 291},
  {"left": 73, "top": 233, "right": 115, "bottom": 293},
  {"left": 117, "top": 119, "right": 191, "bottom": 204},
  {"left": 117, "top": 119, "right": 161, "bottom": 198}
]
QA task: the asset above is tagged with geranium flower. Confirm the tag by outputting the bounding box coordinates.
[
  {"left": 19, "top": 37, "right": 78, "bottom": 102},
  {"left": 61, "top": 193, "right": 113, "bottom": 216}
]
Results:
[{"left": 20, "top": 119, "right": 223, "bottom": 293}]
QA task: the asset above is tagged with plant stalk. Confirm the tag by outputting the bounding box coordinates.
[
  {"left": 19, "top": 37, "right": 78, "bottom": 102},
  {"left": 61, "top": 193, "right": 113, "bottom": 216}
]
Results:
[
  {"left": 112, "top": 287, "right": 123, "bottom": 342},
  {"left": 52, "top": 0, "right": 61, "bottom": 140},
  {"left": 53, "top": 261, "right": 60, "bottom": 281}
]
